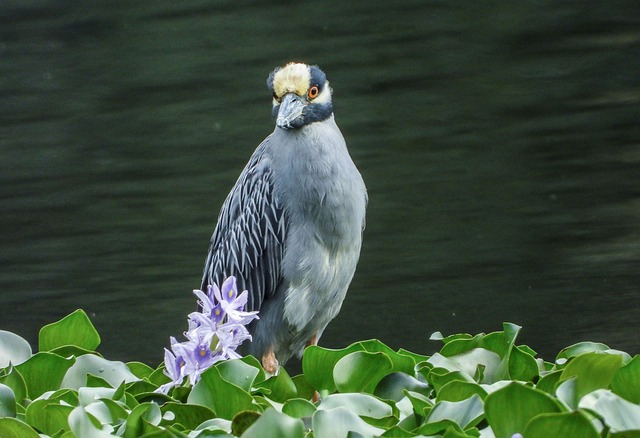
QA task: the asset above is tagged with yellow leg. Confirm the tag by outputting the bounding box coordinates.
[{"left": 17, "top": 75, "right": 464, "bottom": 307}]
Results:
[{"left": 262, "top": 346, "right": 279, "bottom": 375}]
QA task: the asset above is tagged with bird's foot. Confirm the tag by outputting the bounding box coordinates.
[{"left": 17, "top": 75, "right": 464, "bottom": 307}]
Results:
[{"left": 262, "top": 348, "right": 279, "bottom": 375}]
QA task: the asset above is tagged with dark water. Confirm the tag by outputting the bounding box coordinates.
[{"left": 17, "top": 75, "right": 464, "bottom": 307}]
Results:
[{"left": 1, "top": 1, "right": 639, "bottom": 367}]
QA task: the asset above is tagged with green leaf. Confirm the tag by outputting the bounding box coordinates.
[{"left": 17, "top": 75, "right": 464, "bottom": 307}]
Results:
[
  {"left": 302, "top": 343, "right": 364, "bottom": 394},
  {"left": 123, "top": 402, "right": 162, "bottom": 438},
  {"left": 187, "top": 365, "right": 257, "bottom": 420},
  {"left": 437, "top": 380, "right": 487, "bottom": 402},
  {"left": 241, "top": 408, "right": 305, "bottom": 438},
  {"left": 312, "top": 406, "right": 385, "bottom": 438},
  {"left": 559, "top": 352, "right": 623, "bottom": 402},
  {"left": 484, "top": 382, "right": 563, "bottom": 438},
  {"left": 282, "top": 398, "right": 316, "bottom": 419},
  {"left": 333, "top": 351, "right": 393, "bottom": 393},
  {"left": 611, "top": 354, "right": 640, "bottom": 403},
  {"left": 126, "top": 362, "right": 155, "bottom": 380},
  {"left": 426, "top": 394, "right": 484, "bottom": 429},
  {"left": 216, "top": 359, "right": 260, "bottom": 393},
  {"left": 68, "top": 406, "right": 117, "bottom": 438},
  {"left": 160, "top": 402, "right": 215, "bottom": 430},
  {"left": 404, "top": 390, "right": 434, "bottom": 417},
  {"left": 231, "top": 410, "right": 261, "bottom": 436},
  {"left": 255, "top": 366, "right": 297, "bottom": 403},
  {"left": 0, "top": 417, "right": 41, "bottom": 438},
  {"left": 375, "top": 372, "right": 430, "bottom": 402},
  {"left": 428, "top": 349, "right": 501, "bottom": 384},
  {"left": 0, "top": 330, "right": 32, "bottom": 368},
  {"left": 0, "top": 367, "right": 27, "bottom": 407},
  {"left": 319, "top": 393, "right": 394, "bottom": 420},
  {"left": 16, "top": 352, "right": 74, "bottom": 399},
  {"left": 39, "top": 310, "right": 101, "bottom": 352},
  {"left": 556, "top": 342, "right": 610, "bottom": 362},
  {"left": 508, "top": 345, "right": 539, "bottom": 382},
  {"left": 357, "top": 340, "right": 417, "bottom": 374},
  {"left": 579, "top": 389, "right": 640, "bottom": 432},
  {"left": 25, "top": 399, "right": 73, "bottom": 436},
  {"left": 0, "top": 383, "right": 16, "bottom": 418},
  {"left": 536, "top": 370, "right": 562, "bottom": 396},
  {"left": 61, "top": 354, "right": 139, "bottom": 390},
  {"left": 524, "top": 411, "right": 599, "bottom": 438}
]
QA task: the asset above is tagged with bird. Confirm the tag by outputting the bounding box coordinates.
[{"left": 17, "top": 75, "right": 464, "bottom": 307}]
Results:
[{"left": 201, "top": 62, "right": 367, "bottom": 374}]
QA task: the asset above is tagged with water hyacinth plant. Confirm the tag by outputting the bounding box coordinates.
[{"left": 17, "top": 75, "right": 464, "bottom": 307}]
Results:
[{"left": 157, "top": 276, "right": 259, "bottom": 393}]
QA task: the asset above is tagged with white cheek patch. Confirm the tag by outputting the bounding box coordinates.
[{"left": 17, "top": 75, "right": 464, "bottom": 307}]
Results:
[{"left": 312, "top": 82, "right": 332, "bottom": 104}]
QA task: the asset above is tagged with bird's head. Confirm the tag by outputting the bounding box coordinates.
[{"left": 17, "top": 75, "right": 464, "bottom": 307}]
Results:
[{"left": 267, "top": 62, "right": 333, "bottom": 130}]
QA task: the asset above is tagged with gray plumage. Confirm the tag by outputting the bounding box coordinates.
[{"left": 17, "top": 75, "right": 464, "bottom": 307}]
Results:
[{"left": 201, "top": 62, "right": 367, "bottom": 369}]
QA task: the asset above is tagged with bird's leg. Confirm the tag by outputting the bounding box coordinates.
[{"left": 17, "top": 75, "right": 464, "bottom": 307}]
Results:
[
  {"left": 306, "top": 333, "right": 318, "bottom": 348},
  {"left": 306, "top": 333, "right": 321, "bottom": 403},
  {"left": 262, "top": 347, "right": 279, "bottom": 375}
]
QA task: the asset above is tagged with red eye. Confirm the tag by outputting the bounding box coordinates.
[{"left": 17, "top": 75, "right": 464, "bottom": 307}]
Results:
[{"left": 307, "top": 86, "right": 319, "bottom": 99}]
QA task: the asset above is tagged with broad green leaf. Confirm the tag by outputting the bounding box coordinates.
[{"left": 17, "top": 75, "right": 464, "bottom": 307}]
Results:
[
  {"left": 0, "top": 367, "right": 27, "bottom": 406},
  {"left": 428, "top": 349, "right": 501, "bottom": 384},
  {"left": 16, "top": 352, "right": 74, "bottom": 399},
  {"left": 0, "top": 417, "right": 41, "bottom": 438},
  {"left": 25, "top": 399, "right": 74, "bottom": 436},
  {"left": 255, "top": 366, "right": 297, "bottom": 403},
  {"left": 241, "top": 408, "right": 305, "bottom": 438},
  {"left": 312, "top": 406, "right": 385, "bottom": 438},
  {"left": 536, "top": 370, "right": 562, "bottom": 396},
  {"left": 291, "top": 374, "right": 315, "bottom": 401},
  {"left": 61, "top": 354, "right": 139, "bottom": 390},
  {"left": 193, "top": 417, "right": 232, "bottom": 434},
  {"left": 381, "top": 425, "right": 420, "bottom": 437},
  {"left": 437, "top": 380, "right": 487, "bottom": 402},
  {"left": 123, "top": 402, "right": 162, "bottom": 438},
  {"left": 160, "top": 402, "right": 215, "bottom": 430},
  {"left": 357, "top": 339, "right": 416, "bottom": 375},
  {"left": 333, "top": 351, "right": 393, "bottom": 393},
  {"left": 126, "top": 362, "right": 155, "bottom": 380},
  {"left": 428, "top": 368, "right": 474, "bottom": 394},
  {"left": 282, "top": 398, "right": 316, "bottom": 419},
  {"left": 556, "top": 342, "right": 610, "bottom": 362},
  {"left": 611, "top": 354, "right": 640, "bottom": 403},
  {"left": 404, "top": 390, "right": 434, "bottom": 417},
  {"left": 559, "top": 352, "right": 623, "bottom": 402},
  {"left": 302, "top": 343, "right": 364, "bottom": 394},
  {"left": 508, "top": 345, "right": 539, "bottom": 382},
  {"left": 39, "top": 310, "right": 100, "bottom": 352},
  {"left": 231, "top": 410, "right": 260, "bottom": 436},
  {"left": 319, "top": 393, "right": 394, "bottom": 419},
  {"left": 78, "top": 386, "right": 118, "bottom": 405},
  {"left": 439, "top": 334, "right": 486, "bottom": 357},
  {"left": 187, "top": 365, "right": 257, "bottom": 420},
  {"left": 0, "top": 330, "right": 32, "bottom": 368},
  {"left": 375, "top": 372, "right": 430, "bottom": 402},
  {"left": 484, "top": 382, "right": 563, "bottom": 438},
  {"left": 426, "top": 394, "right": 484, "bottom": 429},
  {"left": 524, "top": 411, "right": 599, "bottom": 438},
  {"left": 416, "top": 418, "right": 464, "bottom": 436},
  {"left": 68, "top": 406, "right": 116, "bottom": 438},
  {"left": 216, "top": 358, "right": 260, "bottom": 393},
  {"left": 0, "top": 383, "right": 16, "bottom": 418},
  {"left": 579, "top": 389, "right": 640, "bottom": 432}
]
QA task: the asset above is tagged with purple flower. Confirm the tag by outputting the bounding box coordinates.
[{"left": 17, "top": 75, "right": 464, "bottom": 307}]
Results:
[
  {"left": 156, "top": 276, "right": 259, "bottom": 393},
  {"left": 157, "top": 344, "right": 186, "bottom": 394}
]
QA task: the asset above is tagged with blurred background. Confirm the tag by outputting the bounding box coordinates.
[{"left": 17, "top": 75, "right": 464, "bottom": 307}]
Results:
[{"left": 1, "top": 1, "right": 639, "bottom": 367}]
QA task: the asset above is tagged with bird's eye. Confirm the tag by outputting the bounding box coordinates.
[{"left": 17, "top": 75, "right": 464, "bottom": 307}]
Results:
[
  {"left": 272, "top": 92, "right": 281, "bottom": 102},
  {"left": 307, "top": 86, "right": 320, "bottom": 100}
]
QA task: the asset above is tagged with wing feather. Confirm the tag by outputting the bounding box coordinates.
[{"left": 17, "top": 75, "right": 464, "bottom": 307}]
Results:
[{"left": 201, "top": 137, "right": 285, "bottom": 312}]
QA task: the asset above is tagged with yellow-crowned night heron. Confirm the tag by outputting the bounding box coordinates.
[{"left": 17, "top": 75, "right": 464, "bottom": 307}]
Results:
[{"left": 201, "top": 62, "right": 367, "bottom": 373}]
